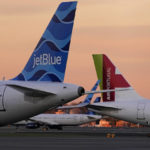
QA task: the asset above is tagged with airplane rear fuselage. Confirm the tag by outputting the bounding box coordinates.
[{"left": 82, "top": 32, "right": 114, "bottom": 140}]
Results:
[
  {"left": 89, "top": 99, "right": 150, "bottom": 126},
  {"left": 0, "top": 81, "right": 84, "bottom": 126}
]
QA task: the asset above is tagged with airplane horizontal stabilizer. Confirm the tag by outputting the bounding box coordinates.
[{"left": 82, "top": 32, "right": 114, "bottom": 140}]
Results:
[
  {"left": 30, "top": 118, "right": 58, "bottom": 125},
  {"left": 87, "top": 104, "right": 121, "bottom": 111},
  {"left": 57, "top": 103, "right": 88, "bottom": 110},
  {"left": 6, "top": 83, "right": 56, "bottom": 97},
  {"left": 87, "top": 115, "right": 102, "bottom": 120},
  {"left": 84, "top": 88, "right": 131, "bottom": 95}
]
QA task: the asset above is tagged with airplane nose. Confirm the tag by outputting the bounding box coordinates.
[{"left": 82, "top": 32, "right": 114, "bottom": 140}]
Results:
[{"left": 78, "top": 86, "right": 85, "bottom": 96}]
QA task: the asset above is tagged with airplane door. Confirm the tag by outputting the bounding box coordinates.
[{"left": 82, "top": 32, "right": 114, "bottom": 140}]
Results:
[
  {"left": 0, "top": 86, "right": 6, "bottom": 110},
  {"left": 137, "top": 103, "right": 145, "bottom": 120}
]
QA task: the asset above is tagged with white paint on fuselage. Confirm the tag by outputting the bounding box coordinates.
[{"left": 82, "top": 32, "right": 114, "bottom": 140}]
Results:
[
  {"left": 31, "top": 114, "right": 101, "bottom": 126},
  {"left": 0, "top": 81, "right": 83, "bottom": 126},
  {"left": 89, "top": 98, "right": 150, "bottom": 126}
]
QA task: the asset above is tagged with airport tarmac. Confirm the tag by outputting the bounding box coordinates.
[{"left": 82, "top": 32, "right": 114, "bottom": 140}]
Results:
[{"left": 0, "top": 126, "right": 150, "bottom": 150}]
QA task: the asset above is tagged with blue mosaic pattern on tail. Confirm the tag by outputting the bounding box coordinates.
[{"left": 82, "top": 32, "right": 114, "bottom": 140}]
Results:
[
  {"left": 13, "top": 1, "right": 77, "bottom": 82},
  {"left": 94, "top": 97, "right": 101, "bottom": 103},
  {"left": 83, "top": 80, "right": 100, "bottom": 104}
]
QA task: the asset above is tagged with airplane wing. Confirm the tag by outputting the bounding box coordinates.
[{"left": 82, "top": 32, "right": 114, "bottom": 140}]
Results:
[
  {"left": 57, "top": 103, "right": 88, "bottom": 110},
  {"left": 58, "top": 89, "right": 129, "bottom": 110},
  {"left": 84, "top": 88, "right": 131, "bottom": 95},
  {"left": 87, "top": 115, "right": 102, "bottom": 120},
  {"left": 87, "top": 104, "right": 121, "bottom": 111},
  {"left": 6, "top": 82, "right": 56, "bottom": 97},
  {"left": 30, "top": 118, "right": 58, "bottom": 125}
]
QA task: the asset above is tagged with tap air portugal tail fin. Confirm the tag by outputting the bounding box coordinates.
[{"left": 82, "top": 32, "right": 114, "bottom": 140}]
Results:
[
  {"left": 12, "top": 1, "right": 77, "bottom": 82},
  {"left": 93, "top": 54, "right": 142, "bottom": 102}
]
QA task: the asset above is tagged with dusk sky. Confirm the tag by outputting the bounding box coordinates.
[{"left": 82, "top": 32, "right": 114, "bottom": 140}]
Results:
[{"left": 0, "top": 0, "right": 150, "bottom": 100}]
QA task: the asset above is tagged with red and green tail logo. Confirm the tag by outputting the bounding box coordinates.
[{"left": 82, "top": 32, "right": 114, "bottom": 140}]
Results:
[{"left": 93, "top": 54, "right": 130, "bottom": 102}]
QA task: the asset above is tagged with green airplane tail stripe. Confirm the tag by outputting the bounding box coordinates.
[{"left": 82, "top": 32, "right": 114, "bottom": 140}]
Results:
[{"left": 92, "top": 54, "right": 103, "bottom": 90}]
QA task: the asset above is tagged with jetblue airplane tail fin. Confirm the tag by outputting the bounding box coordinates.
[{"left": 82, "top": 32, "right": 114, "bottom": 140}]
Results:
[
  {"left": 93, "top": 54, "right": 142, "bottom": 102},
  {"left": 13, "top": 2, "right": 77, "bottom": 82},
  {"left": 83, "top": 80, "right": 100, "bottom": 104}
]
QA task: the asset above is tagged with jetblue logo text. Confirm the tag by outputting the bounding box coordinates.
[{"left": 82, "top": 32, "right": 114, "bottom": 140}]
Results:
[{"left": 33, "top": 54, "right": 62, "bottom": 68}]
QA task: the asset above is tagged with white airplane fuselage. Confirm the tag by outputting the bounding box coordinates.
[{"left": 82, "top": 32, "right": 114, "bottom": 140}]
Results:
[
  {"left": 89, "top": 99, "right": 150, "bottom": 126},
  {"left": 30, "top": 114, "right": 101, "bottom": 126},
  {"left": 0, "top": 80, "right": 84, "bottom": 126}
]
